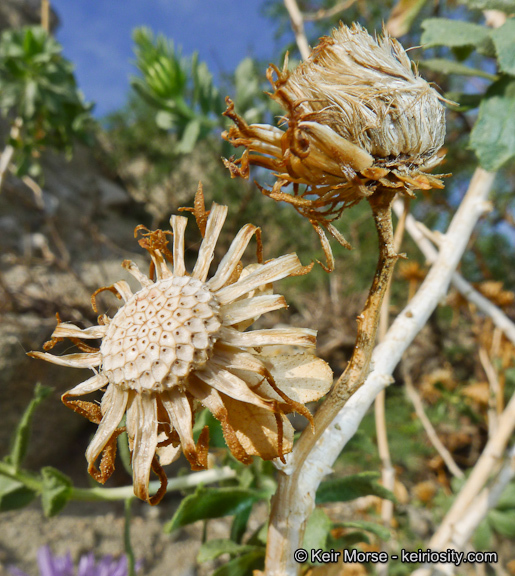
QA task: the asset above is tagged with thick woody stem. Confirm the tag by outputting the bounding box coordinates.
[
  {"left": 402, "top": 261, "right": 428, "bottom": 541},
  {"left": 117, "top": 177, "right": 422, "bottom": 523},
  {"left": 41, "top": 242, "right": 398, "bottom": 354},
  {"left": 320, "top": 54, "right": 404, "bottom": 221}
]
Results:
[{"left": 264, "top": 189, "right": 399, "bottom": 576}]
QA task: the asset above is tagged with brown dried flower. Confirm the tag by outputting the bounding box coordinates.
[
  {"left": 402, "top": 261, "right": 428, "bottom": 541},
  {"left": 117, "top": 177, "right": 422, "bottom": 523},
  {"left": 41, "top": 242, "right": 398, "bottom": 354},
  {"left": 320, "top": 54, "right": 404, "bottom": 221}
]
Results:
[
  {"left": 223, "top": 23, "right": 447, "bottom": 270},
  {"left": 30, "top": 188, "right": 332, "bottom": 504}
]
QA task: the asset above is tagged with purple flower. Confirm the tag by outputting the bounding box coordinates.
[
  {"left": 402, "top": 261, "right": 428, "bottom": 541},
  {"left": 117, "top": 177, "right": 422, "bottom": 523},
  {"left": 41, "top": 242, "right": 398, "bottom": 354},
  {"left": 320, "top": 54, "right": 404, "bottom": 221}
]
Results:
[{"left": 9, "top": 546, "right": 140, "bottom": 576}]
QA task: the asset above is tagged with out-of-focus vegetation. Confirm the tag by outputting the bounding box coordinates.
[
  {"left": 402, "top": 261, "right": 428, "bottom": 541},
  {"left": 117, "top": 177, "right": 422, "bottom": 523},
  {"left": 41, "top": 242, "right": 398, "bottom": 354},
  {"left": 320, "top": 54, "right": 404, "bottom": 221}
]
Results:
[
  {"left": 0, "top": 26, "right": 92, "bottom": 180},
  {"left": 1, "top": 1, "right": 515, "bottom": 575}
]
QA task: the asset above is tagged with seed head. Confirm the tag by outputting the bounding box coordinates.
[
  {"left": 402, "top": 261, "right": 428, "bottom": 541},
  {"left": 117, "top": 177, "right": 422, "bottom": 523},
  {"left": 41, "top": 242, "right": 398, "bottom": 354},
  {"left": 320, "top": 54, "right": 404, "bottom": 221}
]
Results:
[
  {"left": 30, "top": 185, "right": 333, "bottom": 504},
  {"left": 223, "top": 23, "right": 447, "bottom": 270}
]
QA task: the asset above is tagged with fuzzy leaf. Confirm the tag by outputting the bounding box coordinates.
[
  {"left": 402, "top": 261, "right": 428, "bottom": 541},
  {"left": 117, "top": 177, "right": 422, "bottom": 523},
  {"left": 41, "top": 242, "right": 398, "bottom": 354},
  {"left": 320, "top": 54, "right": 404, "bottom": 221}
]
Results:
[
  {"left": 488, "top": 509, "right": 515, "bottom": 538},
  {"left": 303, "top": 508, "right": 332, "bottom": 556},
  {"left": 420, "top": 58, "right": 497, "bottom": 80},
  {"left": 0, "top": 476, "right": 36, "bottom": 512},
  {"left": 41, "top": 467, "right": 73, "bottom": 517},
  {"left": 490, "top": 19, "right": 515, "bottom": 76},
  {"left": 460, "top": 0, "right": 515, "bottom": 9},
  {"left": 469, "top": 76, "right": 515, "bottom": 171},
  {"left": 496, "top": 482, "right": 515, "bottom": 510},
  {"left": 197, "top": 539, "right": 262, "bottom": 564},
  {"left": 8, "top": 383, "right": 52, "bottom": 470},
  {"left": 473, "top": 518, "right": 493, "bottom": 551},
  {"left": 337, "top": 520, "right": 391, "bottom": 541},
  {"left": 211, "top": 549, "right": 265, "bottom": 576},
  {"left": 164, "top": 486, "right": 263, "bottom": 533},
  {"left": 316, "top": 472, "right": 396, "bottom": 504},
  {"left": 421, "top": 18, "right": 490, "bottom": 50}
]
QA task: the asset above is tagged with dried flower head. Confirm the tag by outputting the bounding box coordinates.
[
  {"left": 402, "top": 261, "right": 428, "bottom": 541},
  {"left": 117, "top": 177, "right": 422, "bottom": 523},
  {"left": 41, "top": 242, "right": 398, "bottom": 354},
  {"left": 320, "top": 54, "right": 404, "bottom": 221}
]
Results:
[
  {"left": 223, "top": 23, "right": 447, "bottom": 270},
  {"left": 30, "top": 186, "right": 332, "bottom": 504}
]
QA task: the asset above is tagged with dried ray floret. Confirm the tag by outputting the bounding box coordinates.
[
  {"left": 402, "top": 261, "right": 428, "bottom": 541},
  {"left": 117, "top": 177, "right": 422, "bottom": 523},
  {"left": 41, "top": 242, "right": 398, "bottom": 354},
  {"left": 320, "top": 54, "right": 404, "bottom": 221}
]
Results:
[{"left": 30, "top": 186, "right": 333, "bottom": 504}]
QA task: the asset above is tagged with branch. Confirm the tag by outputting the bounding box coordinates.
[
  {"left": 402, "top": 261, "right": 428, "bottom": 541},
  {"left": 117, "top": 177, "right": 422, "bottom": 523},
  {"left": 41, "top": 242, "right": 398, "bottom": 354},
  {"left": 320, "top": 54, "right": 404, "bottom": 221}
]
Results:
[
  {"left": 283, "top": 0, "right": 311, "bottom": 59},
  {"left": 264, "top": 168, "right": 494, "bottom": 576},
  {"left": 265, "top": 189, "right": 399, "bottom": 575},
  {"left": 304, "top": 0, "right": 358, "bottom": 21},
  {"left": 393, "top": 200, "right": 515, "bottom": 348},
  {"left": 403, "top": 366, "right": 464, "bottom": 479},
  {"left": 410, "top": 396, "right": 515, "bottom": 576}
]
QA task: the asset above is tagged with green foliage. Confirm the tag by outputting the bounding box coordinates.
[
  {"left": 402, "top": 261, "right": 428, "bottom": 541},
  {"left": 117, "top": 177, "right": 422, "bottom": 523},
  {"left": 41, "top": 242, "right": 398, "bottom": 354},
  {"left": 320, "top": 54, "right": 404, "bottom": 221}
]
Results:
[
  {"left": 164, "top": 486, "right": 265, "bottom": 533},
  {"left": 40, "top": 467, "right": 73, "bottom": 517},
  {"left": 7, "top": 382, "right": 52, "bottom": 471},
  {"left": 303, "top": 508, "right": 332, "bottom": 554},
  {"left": 131, "top": 27, "right": 224, "bottom": 154},
  {"left": 0, "top": 476, "right": 37, "bottom": 512},
  {"left": 0, "top": 26, "right": 93, "bottom": 178},
  {"left": 421, "top": 19, "right": 492, "bottom": 51},
  {"left": 316, "top": 472, "right": 396, "bottom": 504},
  {"left": 469, "top": 77, "right": 515, "bottom": 170},
  {"left": 491, "top": 19, "right": 515, "bottom": 75}
]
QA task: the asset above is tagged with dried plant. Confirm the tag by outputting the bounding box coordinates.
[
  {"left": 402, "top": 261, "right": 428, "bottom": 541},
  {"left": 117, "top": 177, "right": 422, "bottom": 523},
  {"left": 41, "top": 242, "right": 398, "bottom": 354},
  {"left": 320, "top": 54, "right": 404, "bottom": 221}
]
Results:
[
  {"left": 223, "top": 23, "right": 447, "bottom": 270},
  {"left": 30, "top": 186, "right": 332, "bottom": 504}
]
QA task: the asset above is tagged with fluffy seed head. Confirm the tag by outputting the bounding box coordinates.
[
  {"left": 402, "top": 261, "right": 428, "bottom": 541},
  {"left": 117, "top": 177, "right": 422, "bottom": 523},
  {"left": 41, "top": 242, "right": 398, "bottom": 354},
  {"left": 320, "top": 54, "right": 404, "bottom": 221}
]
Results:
[{"left": 222, "top": 24, "right": 448, "bottom": 270}]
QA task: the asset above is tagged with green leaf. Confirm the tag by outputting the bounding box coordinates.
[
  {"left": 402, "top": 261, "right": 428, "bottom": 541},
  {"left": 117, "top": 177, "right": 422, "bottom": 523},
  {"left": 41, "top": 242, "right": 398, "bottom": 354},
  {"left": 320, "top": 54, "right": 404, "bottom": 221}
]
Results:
[
  {"left": 336, "top": 520, "right": 391, "bottom": 541},
  {"left": 316, "top": 472, "right": 396, "bottom": 505},
  {"left": 231, "top": 501, "right": 253, "bottom": 544},
  {"left": 164, "top": 486, "right": 263, "bottom": 533},
  {"left": 0, "top": 476, "right": 37, "bottom": 512},
  {"left": 176, "top": 118, "right": 201, "bottom": 154},
  {"left": 193, "top": 408, "right": 225, "bottom": 448},
  {"left": 40, "top": 466, "right": 73, "bottom": 517},
  {"left": 197, "top": 539, "right": 262, "bottom": 564},
  {"left": 496, "top": 482, "right": 515, "bottom": 510},
  {"left": 155, "top": 109, "right": 175, "bottom": 130},
  {"left": 461, "top": 0, "right": 515, "bottom": 10},
  {"left": 490, "top": 19, "right": 515, "bottom": 76},
  {"left": 488, "top": 509, "right": 515, "bottom": 538},
  {"left": 445, "top": 92, "right": 483, "bottom": 111},
  {"left": 421, "top": 18, "right": 490, "bottom": 50},
  {"left": 8, "top": 383, "right": 52, "bottom": 470},
  {"left": 469, "top": 76, "right": 515, "bottom": 171},
  {"left": 211, "top": 549, "right": 265, "bottom": 576},
  {"left": 473, "top": 518, "right": 493, "bottom": 551},
  {"left": 420, "top": 58, "right": 497, "bottom": 81},
  {"left": 329, "top": 531, "right": 371, "bottom": 548},
  {"left": 302, "top": 508, "right": 332, "bottom": 555}
]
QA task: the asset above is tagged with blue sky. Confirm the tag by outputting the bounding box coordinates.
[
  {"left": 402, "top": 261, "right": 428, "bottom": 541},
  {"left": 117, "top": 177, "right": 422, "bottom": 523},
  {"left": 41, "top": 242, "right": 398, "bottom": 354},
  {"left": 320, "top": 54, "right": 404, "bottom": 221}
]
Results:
[{"left": 51, "top": 0, "right": 281, "bottom": 117}]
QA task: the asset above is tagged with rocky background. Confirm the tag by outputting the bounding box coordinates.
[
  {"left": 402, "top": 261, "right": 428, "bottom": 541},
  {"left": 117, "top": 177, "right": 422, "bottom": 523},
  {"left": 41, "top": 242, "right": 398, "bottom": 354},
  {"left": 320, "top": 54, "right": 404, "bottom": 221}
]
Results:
[{"left": 0, "top": 3, "right": 209, "bottom": 574}]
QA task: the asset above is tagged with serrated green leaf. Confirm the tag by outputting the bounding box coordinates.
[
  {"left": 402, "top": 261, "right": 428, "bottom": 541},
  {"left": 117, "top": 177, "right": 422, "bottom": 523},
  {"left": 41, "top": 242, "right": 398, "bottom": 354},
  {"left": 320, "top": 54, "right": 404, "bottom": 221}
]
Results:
[
  {"left": 490, "top": 19, "right": 515, "bottom": 76},
  {"left": 164, "top": 487, "right": 263, "bottom": 533},
  {"left": 8, "top": 383, "right": 52, "bottom": 470},
  {"left": 316, "top": 472, "right": 396, "bottom": 505},
  {"left": 473, "top": 518, "right": 493, "bottom": 550},
  {"left": 337, "top": 520, "right": 391, "bottom": 541},
  {"left": 303, "top": 508, "right": 332, "bottom": 556},
  {"left": 211, "top": 549, "right": 265, "bottom": 576},
  {"left": 488, "top": 509, "right": 515, "bottom": 538},
  {"left": 197, "top": 539, "right": 262, "bottom": 564},
  {"left": 0, "top": 476, "right": 37, "bottom": 511},
  {"left": 469, "top": 76, "right": 515, "bottom": 171},
  {"left": 421, "top": 18, "right": 490, "bottom": 50},
  {"left": 420, "top": 58, "right": 497, "bottom": 81},
  {"left": 40, "top": 466, "right": 73, "bottom": 517}
]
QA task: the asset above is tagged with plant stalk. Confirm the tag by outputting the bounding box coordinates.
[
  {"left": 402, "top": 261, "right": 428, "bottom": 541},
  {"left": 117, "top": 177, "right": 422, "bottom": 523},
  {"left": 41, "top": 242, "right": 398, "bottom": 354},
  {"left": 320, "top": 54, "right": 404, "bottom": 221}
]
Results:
[{"left": 264, "top": 189, "right": 399, "bottom": 576}]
